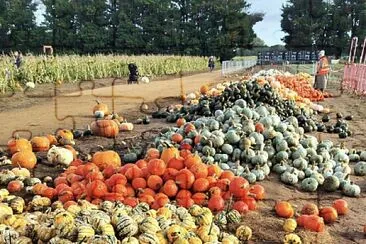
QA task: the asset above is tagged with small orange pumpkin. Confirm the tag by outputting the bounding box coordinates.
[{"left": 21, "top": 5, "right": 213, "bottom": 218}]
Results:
[
  {"left": 145, "top": 148, "right": 160, "bottom": 161},
  {"left": 319, "top": 207, "right": 338, "bottom": 223},
  {"left": 93, "top": 100, "right": 109, "bottom": 115},
  {"left": 200, "top": 84, "right": 209, "bottom": 95},
  {"left": 332, "top": 199, "right": 348, "bottom": 215},
  {"left": 255, "top": 122, "right": 265, "bottom": 133},
  {"left": 11, "top": 150, "right": 37, "bottom": 169},
  {"left": 7, "top": 180, "right": 24, "bottom": 193},
  {"left": 176, "top": 118, "right": 186, "bottom": 127},
  {"left": 160, "top": 147, "right": 180, "bottom": 164},
  {"left": 7, "top": 136, "right": 32, "bottom": 155},
  {"left": 46, "top": 134, "right": 57, "bottom": 146},
  {"left": 31, "top": 136, "right": 50, "bottom": 152},
  {"left": 91, "top": 120, "right": 119, "bottom": 138},
  {"left": 56, "top": 129, "right": 74, "bottom": 145},
  {"left": 275, "top": 201, "right": 294, "bottom": 218},
  {"left": 92, "top": 150, "right": 121, "bottom": 171},
  {"left": 120, "top": 122, "right": 134, "bottom": 131},
  {"left": 86, "top": 180, "right": 108, "bottom": 198},
  {"left": 301, "top": 203, "right": 319, "bottom": 215},
  {"left": 147, "top": 159, "right": 166, "bottom": 176},
  {"left": 175, "top": 169, "right": 195, "bottom": 189}
]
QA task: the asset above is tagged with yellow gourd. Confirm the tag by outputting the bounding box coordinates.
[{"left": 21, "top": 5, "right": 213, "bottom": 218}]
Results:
[
  {"left": 283, "top": 218, "right": 297, "bottom": 232},
  {"left": 236, "top": 225, "right": 252, "bottom": 241},
  {"left": 283, "top": 233, "right": 302, "bottom": 244}
]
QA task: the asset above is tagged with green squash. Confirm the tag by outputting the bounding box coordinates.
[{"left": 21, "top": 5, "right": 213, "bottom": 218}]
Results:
[
  {"left": 214, "top": 154, "right": 229, "bottom": 163},
  {"left": 291, "top": 147, "right": 307, "bottom": 160},
  {"left": 349, "top": 154, "right": 360, "bottom": 162},
  {"left": 202, "top": 146, "right": 216, "bottom": 157},
  {"left": 275, "top": 140, "right": 288, "bottom": 152},
  {"left": 221, "top": 144, "right": 234, "bottom": 155},
  {"left": 232, "top": 148, "right": 242, "bottom": 161},
  {"left": 301, "top": 178, "right": 319, "bottom": 192},
  {"left": 273, "top": 162, "right": 288, "bottom": 174},
  {"left": 241, "top": 166, "right": 257, "bottom": 184},
  {"left": 293, "top": 158, "right": 308, "bottom": 170},
  {"left": 275, "top": 151, "right": 289, "bottom": 164},
  {"left": 354, "top": 161, "right": 366, "bottom": 176},
  {"left": 310, "top": 172, "right": 325, "bottom": 185},
  {"left": 251, "top": 166, "right": 265, "bottom": 181},
  {"left": 123, "top": 152, "right": 138, "bottom": 163},
  {"left": 323, "top": 176, "right": 340, "bottom": 192},
  {"left": 280, "top": 171, "right": 298, "bottom": 185},
  {"left": 342, "top": 182, "right": 361, "bottom": 197}
]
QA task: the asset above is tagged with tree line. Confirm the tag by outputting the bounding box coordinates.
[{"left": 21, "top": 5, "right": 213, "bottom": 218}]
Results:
[
  {"left": 281, "top": 0, "right": 366, "bottom": 58},
  {"left": 0, "top": 0, "right": 263, "bottom": 61}
]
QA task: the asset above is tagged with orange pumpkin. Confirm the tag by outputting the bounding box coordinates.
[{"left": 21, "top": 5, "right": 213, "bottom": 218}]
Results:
[
  {"left": 33, "top": 183, "right": 49, "bottom": 195},
  {"left": 301, "top": 203, "right": 319, "bottom": 215},
  {"left": 192, "top": 178, "right": 210, "bottom": 192},
  {"left": 332, "top": 199, "right": 348, "bottom": 215},
  {"left": 207, "top": 164, "right": 222, "bottom": 178},
  {"left": 162, "top": 168, "right": 178, "bottom": 182},
  {"left": 91, "top": 150, "right": 121, "bottom": 170},
  {"left": 124, "top": 197, "right": 139, "bottom": 207},
  {"left": 147, "top": 175, "right": 163, "bottom": 191},
  {"left": 249, "top": 184, "right": 265, "bottom": 200},
  {"left": 86, "top": 180, "right": 108, "bottom": 198},
  {"left": 189, "top": 163, "right": 208, "bottom": 179},
  {"left": 7, "top": 136, "right": 32, "bottom": 155},
  {"left": 162, "top": 180, "right": 178, "bottom": 197},
  {"left": 176, "top": 197, "right": 194, "bottom": 208},
  {"left": 176, "top": 118, "right": 186, "bottom": 127},
  {"left": 208, "top": 195, "right": 225, "bottom": 212},
  {"left": 171, "top": 133, "right": 183, "bottom": 143},
  {"left": 46, "top": 134, "right": 58, "bottom": 146},
  {"left": 31, "top": 136, "right": 50, "bottom": 152},
  {"left": 200, "top": 84, "right": 209, "bottom": 95},
  {"left": 167, "top": 156, "right": 185, "bottom": 170},
  {"left": 220, "top": 170, "right": 235, "bottom": 181},
  {"left": 275, "top": 201, "right": 294, "bottom": 218},
  {"left": 145, "top": 148, "right": 160, "bottom": 161},
  {"left": 192, "top": 192, "right": 208, "bottom": 205},
  {"left": 7, "top": 180, "right": 24, "bottom": 193},
  {"left": 91, "top": 120, "right": 119, "bottom": 138},
  {"left": 229, "top": 177, "right": 249, "bottom": 198},
  {"left": 296, "top": 215, "right": 325, "bottom": 232},
  {"left": 184, "top": 153, "right": 202, "bottom": 168},
  {"left": 319, "top": 207, "right": 338, "bottom": 223},
  {"left": 11, "top": 150, "right": 37, "bottom": 169},
  {"left": 184, "top": 123, "right": 195, "bottom": 134},
  {"left": 255, "top": 122, "right": 265, "bottom": 133},
  {"left": 147, "top": 159, "right": 166, "bottom": 176},
  {"left": 175, "top": 169, "right": 195, "bottom": 189},
  {"left": 160, "top": 147, "right": 180, "bottom": 164},
  {"left": 93, "top": 100, "right": 109, "bottom": 115},
  {"left": 131, "top": 177, "right": 147, "bottom": 190},
  {"left": 56, "top": 129, "right": 74, "bottom": 145},
  {"left": 125, "top": 166, "right": 143, "bottom": 180}
]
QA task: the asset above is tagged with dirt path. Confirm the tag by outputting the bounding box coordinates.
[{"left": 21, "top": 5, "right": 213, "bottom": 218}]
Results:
[{"left": 0, "top": 70, "right": 224, "bottom": 146}]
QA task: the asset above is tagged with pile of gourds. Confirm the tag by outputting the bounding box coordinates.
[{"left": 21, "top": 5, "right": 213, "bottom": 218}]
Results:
[
  {"left": 0, "top": 189, "right": 253, "bottom": 244},
  {"left": 154, "top": 71, "right": 365, "bottom": 197}
]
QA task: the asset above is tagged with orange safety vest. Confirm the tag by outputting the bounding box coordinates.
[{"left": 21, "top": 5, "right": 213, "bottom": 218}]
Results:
[{"left": 317, "top": 56, "right": 330, "bottom": 75}]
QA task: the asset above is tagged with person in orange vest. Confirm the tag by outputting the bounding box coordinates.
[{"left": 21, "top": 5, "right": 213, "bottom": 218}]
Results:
[{"left": 313, "top": 50, "right": 330, "bottom": 92}]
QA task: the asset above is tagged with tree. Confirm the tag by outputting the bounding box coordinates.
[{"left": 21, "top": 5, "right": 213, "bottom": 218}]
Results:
[
  {"left": 2, "top": 0, "right": 38, "bottom": 50},
  {"left": 252, "top": 37, "right": 266, "bottom": 47}
]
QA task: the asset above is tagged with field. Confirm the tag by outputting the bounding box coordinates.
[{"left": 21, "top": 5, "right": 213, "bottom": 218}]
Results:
[
  {"left": 0, "top": 55, "right": 211, "bottom": 93},
  {"left": 0, "top": 62, "right": 365, "bottom": 244}
]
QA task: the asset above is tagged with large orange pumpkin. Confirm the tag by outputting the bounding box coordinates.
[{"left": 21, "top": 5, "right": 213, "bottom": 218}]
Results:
[
  {"left": 7, "top": 136, "right": 32, "bottom": 155},
  {"left": 160, "top": 147, "right": 180, "bottom": 164},
  {"left": 92, "top": 150, "right": 121, "bottom": 170},
  {"left": 91, "top": 120, "right": 119, "bottom": 138},
  {"left": 31, "top": 136, "right": 50, "bottom": 152},
  {"left": 200, "top": 84, "right": 209, "bottom": 95},
  {"left": 11, "top": 150, "right": 37, "bottom": 169}
]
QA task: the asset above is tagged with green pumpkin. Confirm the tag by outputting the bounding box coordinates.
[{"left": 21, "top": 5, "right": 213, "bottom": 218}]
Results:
[
  {"left": 214, "top": 154, "right": 229, "bottom": 163},
  {"left": 212, "top": 135, "right": 225, "bottom": 147},
  {"left": 275, "top": 151, "right": 289, "bottom": 164},
  {"left": 292, "top": 158, "right": 308, "bottom": 170},
  {"left": 226, "top": 210, "right": 241, "bottom": 224},
  {"left": 275, "top": 140, "right": 288, "bottom": 152},
  {"left": 241, "top": 168, "right": 257, "bottom": 184},
  {"left": 202, "top": 146, "right": 216, "bottom": 157},
  {"left": 232, "top": 148, "right": 242, "bottom": 161},
  {"left": 123, "top": 152, "right": 138, "bottom": 163},
  {"left": 310, "top": 172, "right": 325, "bottom": 185},
  {"left": 280, "top": 171, "right": 298, "bottom": 185},
  {"left": 251, "top": 166, "right": 265, "bottom": 181},
  {"left": 310, "top": 154, "right": 323, "bottom": 165},
  {"left": 349, "top": 154, "right": 360, "bottom": 162},
  {"left": 360, "top": 151, "right": 366, "bottom": 161},
  {"left": 323, "top": 176, "right": 340, "bottom": 192},
  {"left": 342, "top": 182, "right": 361, "bottom": 197},
  {"left": 354, "top": 161, "right": 366, "bottom": 176},
  {"left": 273, "top": 162, "right": 288, "bottom": 174},
  {"left": 225, "top": 130, "right": 241, "bottom": 144},
  {"left": 301, "top": 178, "right": 318, "bottom": 192},
  {"left": 251, "top": 150, "right": 268, "bottom": 166},
  {"left": 221, "top": 144, "right": 234, "bottom": 155}
]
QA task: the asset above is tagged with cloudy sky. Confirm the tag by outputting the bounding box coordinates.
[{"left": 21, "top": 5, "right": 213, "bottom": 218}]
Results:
[
  {"left": 249, "top": 0, "right": 287, "bottom": 46},
  {"left": 35, "top": 0, "right": 287, "bottom": 46}
]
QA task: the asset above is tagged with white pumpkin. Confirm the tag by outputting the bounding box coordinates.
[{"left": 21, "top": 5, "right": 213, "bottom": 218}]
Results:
[
  {"left": 47, "top": 146, "right": 73, "bottom": 167},
  {"left": 141, "top": 76, "right": 150, "bottom": 84}
]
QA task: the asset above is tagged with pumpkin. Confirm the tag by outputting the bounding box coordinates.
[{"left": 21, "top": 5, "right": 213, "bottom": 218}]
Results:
[
  {"left": 7, "top": 180, "right": 24, "bottom": 193},
  {"left": 77, "top": 225, "right": 95, "bottom": 242},
  {"left": 31, "top": 136, "right": 50, "bottom": 152},
  {"left": 275, "top": 201, "right": 294, "bottom": 218},
  {"left": 121, "top": 237, "right": 139, "bottom": 244},
  {"left": 166, "top": 225, "right": 188, "bottom": 242},
  {"left": 226, "top": 209, "right": 242, "bottom": 224},
  {"left": 229, "top": 176, "right": 249, "bottom": 197},
  {"left": 86, "top": 180, "right": 108, "bottom": 198},
  {"left": 208, "top": 195, "right": 225, "bottom": 212},
  {"left": 11, "top": 150, "right": 37, "bottom": 169},
  {"left": 92, "top": 150, "right": 121, "bottom": 170},
  {"left": 161, "top": 147, "right": 180, "bottom": 164},
  {"left": 189, "top": 163, "right": 208, "bottom": 179},
  {"left": 236, "top": 225, "right": 252, "bottom": 241},
  {"left": 283, "top": 218, "right": 297, "bottom": 232},
  {"left": 120, "top": 122, "right": 134, "bottom": 131},
  {"left": 200, "top": 84, "right": 209, "bottom": 95},
  {"left": 342, "top": 182, "right": 361, "bottom": 197},
  {"left": 301, "top": 177, "right": 318, "bottom": 192},
  {"left": 175, "top": 169, "right": 195, "bottom": 189},
  {"left": 11, "top": 167, "right": 30, "bottom": 178},
  {"left": 93, "top": 100, "right": 109, "bottom": 115},
  {"left": 56, "top": 129, "right": 75, "bottom": 145},
  {"left": 36, "top": 223, "right": 57, "bottom": 242},
  {"left": 354, "top": 161, "right": 366, "bottom": 176},
  {"left": 46, "top": 134, "right": 58, "bottom": 145},
  {"left": 332, "top": 199, "right": 348, "bottom": 215},
  {"left": 176, "top": 118, "right": 186, "bottom": 127},
  {"left": 184, "top": 153, "right": 202, "bottom": 168},
  {"left": 319, "top": 207, "right": 338, "bottom": 223},
  {"left": 147, "top": 159, "right": 166, "bottom": 176},
  {"left": 323, "top": 175, "right": 340, "bottom": 192},
  {"left": 7, "top": 136, "right": 32, "bottom": 155},
  {"left": 46, "top": 147, "right": 72, "bottom": 168},
  {"left": 283, "top": 233, "right": 302, "bottom": 244},
  {"left": 301, "top": 203, "right": 319, "bottom": 215},
  {"left": 249, "top": 184, "right": 265, "bottom": 200},
  {"left": 91, "top": 120, "right": 119, "bottom": 138}
]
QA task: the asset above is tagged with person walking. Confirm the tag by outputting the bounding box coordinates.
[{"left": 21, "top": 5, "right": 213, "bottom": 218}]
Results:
[
  {"left": 313, "top": 50, "right": 330, "bottom": 92},
  {"left": 208, "top": 56, "right": 215, "bottom": 72},
  {"left": 14, "top": 51, "right": 22, "bottom": 69}
]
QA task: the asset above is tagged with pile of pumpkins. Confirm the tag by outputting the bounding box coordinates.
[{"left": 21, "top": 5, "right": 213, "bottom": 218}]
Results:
[
  {"left": 0, "top": 189, "right": 255, "bottom": 244},
  {"left": 154, "top": 72, "right": 365, "bottom": 197}
]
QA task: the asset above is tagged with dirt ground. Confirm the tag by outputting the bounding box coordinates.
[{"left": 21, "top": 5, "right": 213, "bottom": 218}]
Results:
[{"left": 0, "top": 68, "right": 365, "bottom": 243}]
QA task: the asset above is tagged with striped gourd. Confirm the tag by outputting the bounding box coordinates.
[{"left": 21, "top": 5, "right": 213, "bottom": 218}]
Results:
[
  {"left": 196, "top": 208, "right": 213, "bottom": 226},
  {"left": 67, "top": 204, "right": 81, "bottom": 217},
  {"left": 91, "top": 210, "right": 111, "bottom": 229},
  {"left": 176, "top": 207, "right": 190, "bottom": 221},
  {"left": 100, "top": 201, "right": 115, "bottom": 213},
  {"left": 121, "top": 236, "right": 139, "bottom": 244},
  {"left": 131, "top": 213, "right": 145, "bottom": 224},
  {"left": 48, "top": 236, "right": 73, "bottom": 244},
  {"left": 77, "top": 224, "right": 95, "bottom": 243},
  {"left": 138, "top": 232, "right": 160, "bottom": 244},
  {"left": 111, "top": 209, "right": 128, "bottom": 226},
  {"left": 222, "top": 234, "right": 240, "bottom": 244},
  {"left": 100, "top": 223, "right": 115, "bottom": 236},
  {"left": 181, "top": 215, "right": 196, "bottom": 230},
  {"left": 9, "top": 197, "right": 25, "bottom": 214},
  {"left": 226, "top": 209, "right": 241, "bottom": 224},
  {"left": 146, "top": 209, "right": 157, "bottom": 218},
  {"left": 188, "top": 205, "right": 203, "bottom": 217},
  {"left": 86, "top": 235, "right": 119, "bottom": 244},
  {"left": 157, "top": 216, "right": 174, "bottom": 231},
  {"left": 139, "top": 216, "right": 161, "bottom": 233},
  {"left": 156, "top": 207, "right": 172, "bottom": 219},
  {"left": 131, "top": 202, "right": 150, "bottom": 215},
  {"left": 116, "top": 215, "right": 138, "bottom": 238}
]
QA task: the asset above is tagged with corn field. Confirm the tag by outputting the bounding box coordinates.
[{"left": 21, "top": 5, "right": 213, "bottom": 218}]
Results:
[{"left": 0, "top": 55, "right": 211, "bottom": 92}]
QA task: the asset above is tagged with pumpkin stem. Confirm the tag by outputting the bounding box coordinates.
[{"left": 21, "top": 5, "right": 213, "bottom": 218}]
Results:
[{"left": 95, "top": 99, "right": 101, "bottom": 104}]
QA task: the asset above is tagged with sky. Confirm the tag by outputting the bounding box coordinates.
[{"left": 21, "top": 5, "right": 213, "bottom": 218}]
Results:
[
  {"left": 35, "top": 0, "right": 287, "bottom": 47},
  {"left": 248, "top": 0, "right": 287, "bottom": 46}
]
